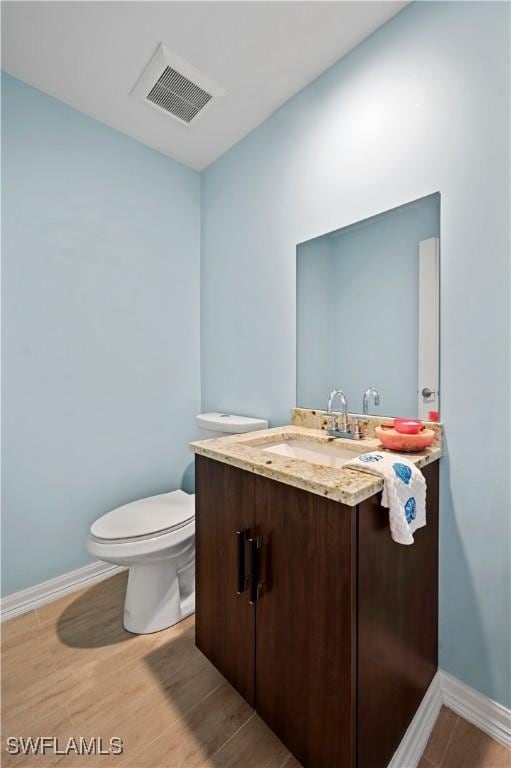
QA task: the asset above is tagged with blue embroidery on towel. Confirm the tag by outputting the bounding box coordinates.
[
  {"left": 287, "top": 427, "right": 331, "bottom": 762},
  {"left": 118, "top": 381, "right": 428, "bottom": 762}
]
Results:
[
  {"left": 404, "top": 497, "right": 417, "bottom": 523},
  {"left": 393, "top": 463, "right": 412, "bottom": 485},
  {"left": 359, "top": 454, "right": 384, "bottom": 463}
]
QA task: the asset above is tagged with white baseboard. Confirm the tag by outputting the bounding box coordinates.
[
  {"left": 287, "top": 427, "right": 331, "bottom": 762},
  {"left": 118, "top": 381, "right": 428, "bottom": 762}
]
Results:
[
  {"left": 0, "top": 561, "right": 126, "bottom": 622},
  {"left": 388, "top": 670, "right": 511, "bottom": 767},
  {"left": 388, "top": 672, "right": 443, "bottom": 768},
  {"left": 439, "top": 670, "right": 511, "bottom": 749}
]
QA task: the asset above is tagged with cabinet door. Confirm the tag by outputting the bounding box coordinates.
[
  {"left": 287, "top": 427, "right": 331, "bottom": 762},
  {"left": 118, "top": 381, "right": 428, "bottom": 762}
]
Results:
[
  {"left": 254, "top": 474, "right": 357, "bottom": 768},
  {"left": 195, "top": 455, "right": 256, "bottom": 706}
]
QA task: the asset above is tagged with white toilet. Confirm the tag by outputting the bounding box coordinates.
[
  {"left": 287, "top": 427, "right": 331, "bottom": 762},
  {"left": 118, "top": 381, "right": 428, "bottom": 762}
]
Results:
[{"left": 87, "top": 412, "right": 268, "bottom": 634}]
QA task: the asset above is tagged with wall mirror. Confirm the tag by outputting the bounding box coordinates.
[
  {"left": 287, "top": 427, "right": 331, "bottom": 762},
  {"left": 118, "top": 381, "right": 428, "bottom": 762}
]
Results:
[{"left": 296, "top": 194, "right": 440, "bottom": 419}]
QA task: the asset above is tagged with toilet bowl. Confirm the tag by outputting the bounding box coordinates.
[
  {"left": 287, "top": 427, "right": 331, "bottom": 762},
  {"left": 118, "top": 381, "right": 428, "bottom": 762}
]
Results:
[
  {"left": 87, "top": 412, "right": 268, "bottom": 635},
  {"left": 87, "top": 490, "right": 195, "bottom": 634}
]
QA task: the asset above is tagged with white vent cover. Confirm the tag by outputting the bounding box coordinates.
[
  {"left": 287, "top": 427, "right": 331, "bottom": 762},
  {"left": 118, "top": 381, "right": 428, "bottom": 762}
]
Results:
[{"left": 131, "top": 44, "right": 226, "bottom": 126}]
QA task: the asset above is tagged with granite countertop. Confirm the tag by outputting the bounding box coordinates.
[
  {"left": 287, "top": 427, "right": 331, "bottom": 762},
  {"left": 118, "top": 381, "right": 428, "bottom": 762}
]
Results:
[{"left": 190, "top": 423, "right": 442, "bottom": 507}]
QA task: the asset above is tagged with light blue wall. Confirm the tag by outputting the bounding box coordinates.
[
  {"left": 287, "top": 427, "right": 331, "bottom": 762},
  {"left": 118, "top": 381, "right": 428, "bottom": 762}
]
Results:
[
  {"left": 297, "top": 195, "right": 440, "bottom": 417},
  {"left": 1, "top": 73, "right": 201, "bottom": 596},
  {"left": 201, "top": 2, "right": 510, "bottom": 707}
]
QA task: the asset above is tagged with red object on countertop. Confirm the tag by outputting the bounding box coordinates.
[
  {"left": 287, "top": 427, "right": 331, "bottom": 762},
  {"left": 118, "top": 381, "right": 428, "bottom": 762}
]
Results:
[
  {"left": 428, "top": 410, "right": 440, "bottom": 422},
  {"left": 376, "top": 426, "right": 435, "bottom": 452},
  {"left": 394, "top": 418, "right": 423, "bottom": 435}
]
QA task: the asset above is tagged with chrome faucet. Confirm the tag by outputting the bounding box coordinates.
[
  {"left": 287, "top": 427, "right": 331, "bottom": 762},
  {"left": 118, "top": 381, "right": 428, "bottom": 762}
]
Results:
[
  {"left": 327, "top": 389, "right": 348, "bottom": 432},
  {"left": 362, "top": 386, "right": 381, "bottom": 415},
  {"left": 326, "top": 389, "right": 363, "bottom": 439}
]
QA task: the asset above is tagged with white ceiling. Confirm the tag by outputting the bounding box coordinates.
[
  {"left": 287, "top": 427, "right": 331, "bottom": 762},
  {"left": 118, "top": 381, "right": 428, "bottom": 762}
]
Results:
[{"left": 2, "top": 1, "right": 407, "bottom": 170}]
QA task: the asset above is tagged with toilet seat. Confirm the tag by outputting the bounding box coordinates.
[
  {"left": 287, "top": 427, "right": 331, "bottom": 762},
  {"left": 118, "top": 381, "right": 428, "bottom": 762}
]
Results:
[
  {"left": 87, "top": 516, "right": 194, "bottom": 561},
  {"left": 90, "top": 490, "right": 195, "bottom": 543}
]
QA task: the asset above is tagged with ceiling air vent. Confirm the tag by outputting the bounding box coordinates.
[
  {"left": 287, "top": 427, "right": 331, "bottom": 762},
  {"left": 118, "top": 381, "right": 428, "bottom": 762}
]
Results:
[{"left": 131, "top": 44, "right": 226, "bottom": 127}]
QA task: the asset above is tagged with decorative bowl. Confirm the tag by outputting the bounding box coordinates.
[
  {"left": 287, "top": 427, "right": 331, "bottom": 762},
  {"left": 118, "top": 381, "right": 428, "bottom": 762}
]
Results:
[
  {"left": 375, "top": 425, "right": 435, "bottom": 452},
  {"left": 394, "top": 418, "right": 423, "bottom": 435}
]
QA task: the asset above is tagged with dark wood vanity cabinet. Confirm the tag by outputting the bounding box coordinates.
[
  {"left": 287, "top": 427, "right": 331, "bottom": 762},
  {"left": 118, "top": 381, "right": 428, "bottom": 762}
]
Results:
[{"left": 195, "top": 455, "right": 439, "bottom": 768}]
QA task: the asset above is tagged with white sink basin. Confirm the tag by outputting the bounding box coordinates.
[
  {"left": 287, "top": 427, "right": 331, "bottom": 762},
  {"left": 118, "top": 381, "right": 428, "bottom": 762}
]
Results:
[{"left": 260, "top": 439, "right": 364, "bottom": 469}]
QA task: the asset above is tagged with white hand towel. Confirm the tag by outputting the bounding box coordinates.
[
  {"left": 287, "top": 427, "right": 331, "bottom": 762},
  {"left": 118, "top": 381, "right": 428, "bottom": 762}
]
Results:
[{"left": 345, "top": 452, "right": 426, "bottom": 545}]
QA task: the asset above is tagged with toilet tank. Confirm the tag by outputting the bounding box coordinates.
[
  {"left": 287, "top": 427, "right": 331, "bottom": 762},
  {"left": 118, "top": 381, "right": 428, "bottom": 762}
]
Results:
[{"left": 196, "top": 412, "right": 268, "bottom": 440}]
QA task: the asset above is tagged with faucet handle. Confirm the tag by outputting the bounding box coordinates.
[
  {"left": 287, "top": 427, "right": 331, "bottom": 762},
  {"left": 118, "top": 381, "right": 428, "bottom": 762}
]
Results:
[
  {"left": 325, "top": 412, "right": 338, "bottom": 431},
  {"left": 351, "top": 417, "right": 364, "bottom": 440},
  {"left": 337, "top": 412, "right": 349, "bottom": 432}
]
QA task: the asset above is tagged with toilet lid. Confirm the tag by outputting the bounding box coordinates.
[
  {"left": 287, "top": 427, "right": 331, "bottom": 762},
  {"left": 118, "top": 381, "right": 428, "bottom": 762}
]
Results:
[{"left": 91, "top": 490, "right": 195, "bottom": 541}]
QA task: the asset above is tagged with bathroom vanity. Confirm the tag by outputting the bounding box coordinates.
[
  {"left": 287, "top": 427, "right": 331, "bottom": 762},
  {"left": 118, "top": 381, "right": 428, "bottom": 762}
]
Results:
[{"left": 191, "top": 411, "right": 442, "bottom": 768}]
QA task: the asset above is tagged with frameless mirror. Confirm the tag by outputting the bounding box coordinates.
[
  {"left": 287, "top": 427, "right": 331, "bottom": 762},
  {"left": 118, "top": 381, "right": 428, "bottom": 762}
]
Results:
[{"left": 296, "top": 194, "right": 440, "bottom": 419}]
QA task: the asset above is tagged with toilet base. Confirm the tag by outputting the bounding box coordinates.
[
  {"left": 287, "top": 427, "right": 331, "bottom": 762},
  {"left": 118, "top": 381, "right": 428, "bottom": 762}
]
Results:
[{"left": 123, "top": 557, "right": 195, "bottom": 634}]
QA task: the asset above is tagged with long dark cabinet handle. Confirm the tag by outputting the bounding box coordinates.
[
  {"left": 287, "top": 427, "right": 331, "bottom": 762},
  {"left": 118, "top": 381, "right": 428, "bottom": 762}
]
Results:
[
  {"left": 248, "top": 535, "right": 263, "bottom": 604},
  {"left": 236, "top": 529, "right": 248, "bottom": 594}
]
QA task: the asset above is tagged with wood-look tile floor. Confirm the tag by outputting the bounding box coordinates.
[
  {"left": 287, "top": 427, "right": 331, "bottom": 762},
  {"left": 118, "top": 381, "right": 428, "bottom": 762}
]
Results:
[{"left": 2, "top": 573, "right": 509, "bottom": 768}]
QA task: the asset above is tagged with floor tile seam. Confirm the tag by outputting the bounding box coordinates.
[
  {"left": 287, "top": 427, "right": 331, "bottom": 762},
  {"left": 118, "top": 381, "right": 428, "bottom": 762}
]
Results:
[
  {"left": 106, "top": 681, "right": 227, "bottom": 767},
  {"left": 198, "top": 710, "right": 257, "bottom": 766},
  {"left": 437, "top": 715, "right": 460, "bottom": 767},
  {"left": 63, "top": 646, "right": 185, "bottom": 721}
]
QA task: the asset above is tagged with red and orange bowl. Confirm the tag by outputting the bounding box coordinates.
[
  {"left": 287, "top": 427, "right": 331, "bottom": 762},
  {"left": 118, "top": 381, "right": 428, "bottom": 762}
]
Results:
[{"left": 394, "top": 418, "right": 423, "bottom": 435}]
